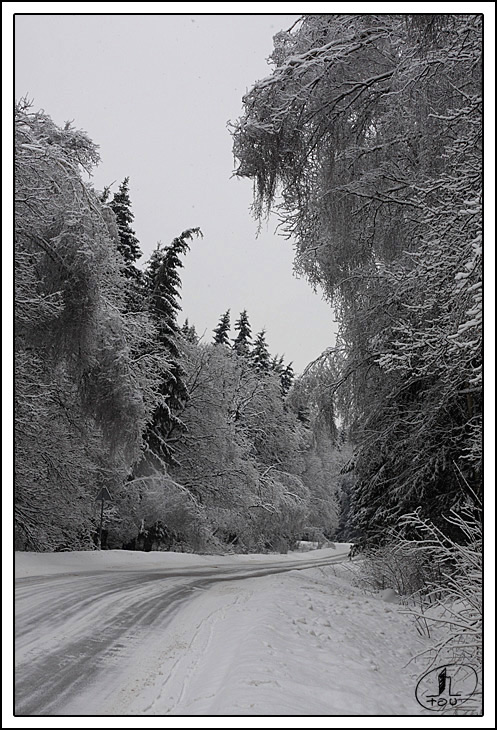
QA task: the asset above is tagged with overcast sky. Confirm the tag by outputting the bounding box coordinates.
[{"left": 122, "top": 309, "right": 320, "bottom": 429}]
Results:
[{"left": 14, "top": 12, "right": 338, "bottom": 374}]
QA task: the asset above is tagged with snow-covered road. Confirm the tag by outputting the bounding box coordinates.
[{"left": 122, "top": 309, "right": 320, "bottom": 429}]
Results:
[{"left": 15, "top": 547, "right": 426, "bottom": 716}]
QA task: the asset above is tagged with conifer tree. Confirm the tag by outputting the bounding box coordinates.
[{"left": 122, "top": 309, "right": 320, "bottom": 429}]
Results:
[
  {"left": 232, "top": 310, "right": 252, "bottom": 355},
  {"left": 109, "top": 177, "right": 142, "bottom": 274},
  {"left": 251, "top": 329, "right": 271, "bottom": 372},
  {"left": 213, "top": 310, "right": 231, "bottom": 345},
  {"left": 181, "top": 318, "right": 198, "bottom": 343},
  {"left": 141, "top": 228, "right": 202, "bottom": 466},
  {"left": 280, "top": 362, "right": 295, "bottom": 397},
  {"left": 271, "top": 354, "right": 285, "bottom": 374}
]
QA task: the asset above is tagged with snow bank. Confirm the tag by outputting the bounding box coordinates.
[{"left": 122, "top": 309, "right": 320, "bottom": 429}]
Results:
[
  {"left": 15, "top": 545, "right": 350, "bottom": 580},
  {"left": 15, "top": 548, "right": 211, "bottom": 579}
]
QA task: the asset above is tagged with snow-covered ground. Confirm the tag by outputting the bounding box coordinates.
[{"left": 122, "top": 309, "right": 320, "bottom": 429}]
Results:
[{"left": 13, "top": 546, "right": 450, "bottom": 720}]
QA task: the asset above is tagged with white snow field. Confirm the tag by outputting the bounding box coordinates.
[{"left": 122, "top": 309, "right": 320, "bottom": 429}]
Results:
[{"left": 15, "top": 546, "right": 429, "bottom": 717}]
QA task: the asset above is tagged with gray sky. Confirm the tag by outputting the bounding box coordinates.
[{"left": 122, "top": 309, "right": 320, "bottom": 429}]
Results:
[{"left": 14, "top": 12, "right": 337, "bottom": 372}]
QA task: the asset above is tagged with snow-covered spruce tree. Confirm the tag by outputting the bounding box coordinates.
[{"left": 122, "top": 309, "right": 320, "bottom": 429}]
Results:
[
  {"left": 232, "top": 309, "right": 252, "bottom": 355},
  {"left": 113, "top": 229, "right": 204, "bottom": 550},
  {"left": 270, "top": 355, "right": 295, "bottom": 396},
  {"left": 15, "top": 101, "right": 158, "bottom": 550},
  {"left": 231, "top": 13, "right": 482, "bottom": 541},
  {"left": 181, "top": 318, "right": 199, "bottom": 344},
  {"left": 138, "top": 228, "right": 202, "bottom": 469},
  {"left": 213, "top": 309, "right": 231, "bottom": 345},
  {"left": 251, "top": 329, "right": 271, "bottom": 373},
  {"left": 280, "top": 361, "right": 295, "bottom": 397},
  {"left": 105, "top": 177, "right": 144, "bottom": 312},
  {"left": 108, "top": 177, "right": 142, "bottom": 273},
  {"left": 270, "top": 354, "right": 285, "bottom": 374}
]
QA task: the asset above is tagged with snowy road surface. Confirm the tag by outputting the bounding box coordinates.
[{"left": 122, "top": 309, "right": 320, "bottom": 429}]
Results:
[{"left": 15, "top": 547, "right": 426, "bottom": 716}]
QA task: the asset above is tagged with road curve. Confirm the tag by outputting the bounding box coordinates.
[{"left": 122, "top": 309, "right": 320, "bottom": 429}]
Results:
[{"left": 15, "top": 550, "right": 348, "bottom": 715}]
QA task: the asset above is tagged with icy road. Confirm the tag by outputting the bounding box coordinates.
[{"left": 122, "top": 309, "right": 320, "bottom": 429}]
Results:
[{"left": 15, "top": 547, "right": 425, "bottom": 716}]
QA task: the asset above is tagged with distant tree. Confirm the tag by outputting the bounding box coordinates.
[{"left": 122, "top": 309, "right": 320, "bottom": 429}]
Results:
[
  {"left": 181, "top": 318, "right": 199, "bottom": 343},
  {"left": 232, "top": 309, "right": 252, "bottom": 355},
  {"left": 213, "top": 309, "right": 231, "bottom": 345},
  {"left": 270, "top": 354, "right": 285, "bottom": 374},
  {"left": 251, "top": 329, "right": 271, "bottom": 372},
  {"left": 280, "top": 362, "right": 295, "bottom": 397}
]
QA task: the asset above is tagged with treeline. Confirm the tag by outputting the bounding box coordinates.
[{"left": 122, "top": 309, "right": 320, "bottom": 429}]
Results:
[
  {"left": 14, "top": 100, "right": 344, "bottom": 553},
  {"left": 231, "top": 13, "right": 482, "bottom": 543}
]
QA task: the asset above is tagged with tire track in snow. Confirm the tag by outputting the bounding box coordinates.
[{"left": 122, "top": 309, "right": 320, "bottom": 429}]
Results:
[{"left": 15, "top": 574, "right": 201, "bottom": 715}]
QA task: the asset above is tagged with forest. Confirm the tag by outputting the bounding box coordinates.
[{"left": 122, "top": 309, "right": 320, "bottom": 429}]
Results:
[
  {"left": 15, "top": 14, "right": 481, "bottom": 560},
  {"left": 14, "top": 106, "right": 343, "bottom": 552}
]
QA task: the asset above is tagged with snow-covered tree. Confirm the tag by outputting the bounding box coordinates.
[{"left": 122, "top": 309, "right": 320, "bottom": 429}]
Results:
[
  {"left": 232, "top": 309, "right": 252, "bottom": 355},
  {"left": 181, "top": 318, "right": 199, "bottom": 343},
  {"left": 213, "top": 309, "right": 231, "bottom": 345},
  {"left": 167, "top": 339, "right": 338, "bottom": 552},
  {"left": 139, "top": 228, "right": 202, "bottom": 468},
  {"left": 270, "top": 354, "right": 285, "bottom": 374},
  {"left": 231, "top": 13, "right": 482, "bottom": 541},
  {"left": 145, "top": 230, "right": 201, "bottom": 355},
  {"left": 108, "top": 177, "right": 142, "bottom": 273},
  {"left": 15, "top": 101, "right": 158, "bottom": 550},
  {"left": 251, "top": 329, "right": 271, "bottom": 372},
  {"left": 104, "top": 177, "right": 144, "bottom": 312},
  {"left": 280, "top": 362, "right": 295, "bottom": 397}
]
